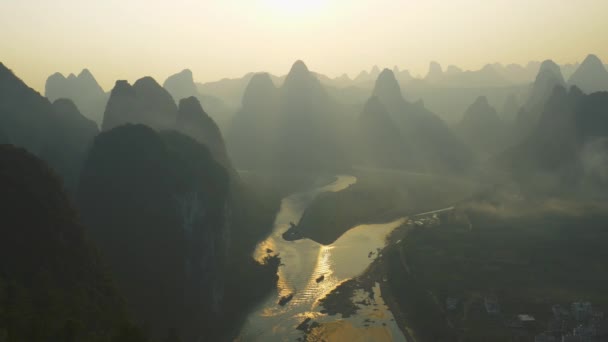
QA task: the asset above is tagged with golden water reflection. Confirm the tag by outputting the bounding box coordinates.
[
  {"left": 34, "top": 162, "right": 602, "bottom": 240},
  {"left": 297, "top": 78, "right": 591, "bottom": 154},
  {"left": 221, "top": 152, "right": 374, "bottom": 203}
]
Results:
[
  {"left": 308, "top": 321, "right": 395, "bottom": 342},
  {"left": 238, "top": 175, "right": 407, "bottom": 341},
  {"left": 309, "top": 283, "right": 405, "bottom": 342}
]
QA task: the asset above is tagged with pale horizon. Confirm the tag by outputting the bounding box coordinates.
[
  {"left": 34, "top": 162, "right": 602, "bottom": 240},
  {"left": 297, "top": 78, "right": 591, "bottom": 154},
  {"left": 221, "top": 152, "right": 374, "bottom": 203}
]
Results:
[{"left": 2, "top": 0, "right": 608, "bottom": 92}]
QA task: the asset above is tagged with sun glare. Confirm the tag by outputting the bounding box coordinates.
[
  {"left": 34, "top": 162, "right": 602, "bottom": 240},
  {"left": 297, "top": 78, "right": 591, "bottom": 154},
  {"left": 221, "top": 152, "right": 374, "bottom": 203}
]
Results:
[{"left": 264, "top": 0, "right": 329, "bottom": 17}]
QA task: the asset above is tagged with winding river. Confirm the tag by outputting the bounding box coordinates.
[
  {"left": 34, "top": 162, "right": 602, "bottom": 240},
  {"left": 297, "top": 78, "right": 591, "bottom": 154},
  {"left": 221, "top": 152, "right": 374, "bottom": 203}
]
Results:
[{"left": 238, "top": 175, "right": 408, "bottom": 341}]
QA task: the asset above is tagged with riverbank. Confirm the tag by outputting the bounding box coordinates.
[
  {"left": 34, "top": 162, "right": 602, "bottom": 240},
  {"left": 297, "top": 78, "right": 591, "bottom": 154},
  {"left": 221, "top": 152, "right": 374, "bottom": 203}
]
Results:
[
  {"left": 310, "top": 206, "right": 468, "bottom": 342},
  {"left": 295, "top": 167, "right": 478, "bottom": 245},
  {"left": 239, "top": 172, "right": 467, "bottom": 341},
  {"left": 387, "top": 196, "right": 608, "bottom": 341},
  {"left": 239, "top": 175, "right": 376, "bottom": 341},
  {"left": 298, "top": 222, "right": 415, "bottom": 341}
]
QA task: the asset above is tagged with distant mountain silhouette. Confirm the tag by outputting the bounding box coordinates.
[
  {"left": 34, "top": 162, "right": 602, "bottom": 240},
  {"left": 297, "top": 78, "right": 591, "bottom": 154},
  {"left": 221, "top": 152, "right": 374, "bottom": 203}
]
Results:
[
  {"left": 357, "top": 96, "right": 413, "bottom": 168},
  {"left": 0, "top": 145, "right": 128, "bottom": 341},
  {"left": 0, "top": 63, "right": 98, "bottom": 192},
  {"left": 425, "top": 61, "right": 443, "bottom": 83},
  {"left": 102, "top": 77, "right": 177, "bottom": 131},
  {"left": 491, "top": 61, "right": 541, "bottom": 84},
  {"left": 514, "top": 60, "right": 566, "bottom": 141},
  {"left": 196, "top": 73, "right": 256, "bottom": 108},
  {"left": 568, "top": 54, "right": 608, "bottom": 93},
  {"left": 501, "top": 85, "right": 608, "bottom": 194},
  {"left": 394, "top": 68, "right": 414, "bottom": 86},
  {"left": 43, "top": 98, "right": 99, "bottom": 193},
  {"left": 163, "top": 69, "right": 232, "bottom": 127},
  {"left": 445, "top": 65, "right": 463, "bottom": 75},
  {"left": 373, "top": 68, "right": 408, "bottom": 110},
  {"left": 228, "top": 61, "right": 346, "bottom": 173},
  {"left": 45, "top": 69, "right": 108, "bottom": 125},
  {"left": 276, "top": 60, "right": 346, "bottom": 172},
  {"left": 500, "top": 93, "right": 520, "bottom": 122},
  {"left": 448, "top": 64, "right": 511, "bottom": 87},
  {"left": 354, "top": 69, "right": 370, "bottom": 83},
  {"left": 175, "top": 96, "right": 231, "bottom": 169},
  {"left": 163, "top": 69, "right": 198, "bottom": 101},
  {"left": 456, "top": 96, "right": 506, "bottom": 156},
  {"left": 525, "top": 60, "right": 566, "bottom": 111},
  {"left": 372, "top": 69, "right": 473, "bottom": 173},
  {"left": 371, "top": 65, "right": 381, "bottom": 78},
  {"left": 561, "top": 62, "right": 581, "bottom": 80},
  {"left": 1, "top": 62, "right": 56, "bottom": 154},
  {"left": 77, "top": 124, "right": 229, "bottom": 340},
  {"left": 227, "top": 72, "right": 279, "bottom": 169},
  {"left": 351, "top": 65, "right": 396, "bottom": 88},
  {"left": 332, "top": 73, "right": 353, "bottom": 87},
  {"left": 425, "top": 62, "right": 511, "bottom": 87}
]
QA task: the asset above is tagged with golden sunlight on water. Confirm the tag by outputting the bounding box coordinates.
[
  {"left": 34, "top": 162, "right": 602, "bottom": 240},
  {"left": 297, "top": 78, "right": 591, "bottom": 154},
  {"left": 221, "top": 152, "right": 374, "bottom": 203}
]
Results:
[
  {"left": 307, "top": 320, "right": 395, "bottom": 342},
  {"left": 239, "top": 175, "right": 407, "bottom": 341},
  {"left": 306, "top": 283, "right": 405, "bottom": 342}
]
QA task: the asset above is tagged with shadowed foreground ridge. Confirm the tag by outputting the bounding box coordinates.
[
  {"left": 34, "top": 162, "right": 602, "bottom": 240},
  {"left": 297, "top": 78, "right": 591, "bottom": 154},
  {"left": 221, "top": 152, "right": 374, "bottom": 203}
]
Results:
[
  {"left": 77, "top": 124, "right": 229, "bottom": 340},
  {"left": 0, "top": 144, "right": 130, "bottom": 341}
]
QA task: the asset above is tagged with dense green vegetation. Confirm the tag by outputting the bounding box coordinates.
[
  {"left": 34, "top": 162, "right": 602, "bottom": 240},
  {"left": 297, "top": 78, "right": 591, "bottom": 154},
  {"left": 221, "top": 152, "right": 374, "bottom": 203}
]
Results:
[{"left": 386, "top": 198, "right": 608, "bottom": 341}]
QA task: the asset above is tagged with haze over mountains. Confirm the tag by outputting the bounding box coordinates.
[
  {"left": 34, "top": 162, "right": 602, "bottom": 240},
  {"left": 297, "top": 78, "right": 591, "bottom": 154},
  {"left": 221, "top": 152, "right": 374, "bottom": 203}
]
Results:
[
  {"left": 501, "top": 84, "right": 608, "bottom": 195},
  {"left": 40, "top": 54, "right": 607, "bottom": 128},
  {"left": 45, "top": 69, "right": 108, "bottom": 125},
  {"left": 1, "top": 61, "right": 279, "bottom": 341},
  {"left": 456, "top": 96, "right": 506, "bottom": 157},
  {"left": 8, "top": 53, "right": 608, "bottom": 194},
  {"left": 4, "top": 0, "right": 608, "bottom": 340},
  {"left": 184, "top": 55, "right": 607, "bottom": 124},
  {"left": 568, "top": 54, "right": 608, "bottom": 93},
  {"left": 2, "top": 50, "right": 608, "bottom": 341},
  {"left": 370, "top": 68, "right": 473, "bottom": 173}
]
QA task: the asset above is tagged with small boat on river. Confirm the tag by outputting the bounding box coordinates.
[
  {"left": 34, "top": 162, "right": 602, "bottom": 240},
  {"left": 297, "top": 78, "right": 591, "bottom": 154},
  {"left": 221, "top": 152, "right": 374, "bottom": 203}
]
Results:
[
  {"left": 278, "top": 293, "right": 294, "bottom": 306},
  {"left": 316, "top": 275, "right": 325, "bottom": 283}
]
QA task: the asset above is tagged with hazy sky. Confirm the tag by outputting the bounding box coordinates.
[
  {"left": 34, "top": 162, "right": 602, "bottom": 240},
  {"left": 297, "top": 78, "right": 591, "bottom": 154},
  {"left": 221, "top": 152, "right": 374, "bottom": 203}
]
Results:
[{"left": 1, "top": 0, "right": 608, "bottom": 92}]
